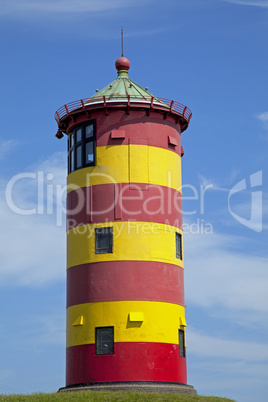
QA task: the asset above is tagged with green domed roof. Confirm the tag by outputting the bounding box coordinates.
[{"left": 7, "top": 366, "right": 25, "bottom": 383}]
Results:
[
  {"left": 55, "top": 57, "right": 192, "bottom": 133},
  {"left": 85, "top": 57, "right": 165, "bottom": 104}
]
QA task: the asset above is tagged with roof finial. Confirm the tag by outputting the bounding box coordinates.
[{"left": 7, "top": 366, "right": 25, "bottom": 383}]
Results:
[
  {"left": 115, "top": 27, "right": 130, "bottom": 75},
  {"left": 121, "top": 26, "right": 124, "bottom": 57}
]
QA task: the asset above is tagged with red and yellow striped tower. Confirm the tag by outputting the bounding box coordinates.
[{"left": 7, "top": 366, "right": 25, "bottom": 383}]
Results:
[{"left": 55, "top": 56, "right": 196, "bottom": 394}]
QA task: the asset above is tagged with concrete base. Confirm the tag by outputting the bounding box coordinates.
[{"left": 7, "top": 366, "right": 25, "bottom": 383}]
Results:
[{"left": 58, "top": 381, "right": 197, "bottom": 395}]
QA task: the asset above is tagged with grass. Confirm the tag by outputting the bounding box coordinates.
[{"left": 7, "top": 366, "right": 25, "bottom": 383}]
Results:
[{"left": 0, "top": 391, "right": 236, "bottom": 402}]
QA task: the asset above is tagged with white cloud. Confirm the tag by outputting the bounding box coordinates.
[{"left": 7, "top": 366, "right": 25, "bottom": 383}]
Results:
[
  {"left": 124, "top": 26, "right": 177, "bottom": 39},
  {"left": 223, "top": 0, "right": 268, "bottom": 7},
  {"left": 0, "top": 152, "right": 66, "bottom": 287},
  {"left": 0, "top": 0, "right": 150, "bottom": 16},
  {"left": 188, "top": 328, "right": 268, "bottom": 361},
  {"left": 257, "top": 111, "right": 268, "bottom": 121},
  {"left": 194, "top": 171, "right": 266, "bottom": 232},
  {"left": 189, "top": 359, "right": 268, "bottom": 399},
  {"left": 184, "top": 230, "right": 268, "bottom": 313},
  {"left": 0, "top": 209, "right": 65, "bottom": 286},
  {"left": 0, "top": 139, "right": 19, "bottom": 160},
  {"left": 21, "top": 314, "right": 65, "bottom": 348},
  {"left": 187, "top": 328, "right": 268, "bottom": 399},
  {"left": 197, "top": 174, "right": 230, "bottom": 193},
  {"left": 256, "top": 111, "right": 268, "bottom": 130}
]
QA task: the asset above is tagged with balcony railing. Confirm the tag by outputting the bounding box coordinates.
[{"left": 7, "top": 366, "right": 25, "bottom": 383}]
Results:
[{"left": 55, "top": 95, "right": 192, "bottom": 124}]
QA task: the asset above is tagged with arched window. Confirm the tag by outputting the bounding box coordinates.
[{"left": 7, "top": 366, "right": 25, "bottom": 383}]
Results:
[{"left": 68, "top": 121, "right": 96, "bottom": 174}]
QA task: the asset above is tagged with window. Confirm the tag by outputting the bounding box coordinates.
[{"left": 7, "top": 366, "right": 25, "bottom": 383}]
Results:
[
  {"left": 76, "top": 145, "right": 82, "bottom": 168},
  {"left": 68, "top": 121, "right": 96, "bottom": 174},
  {"left": 179, "top": 329, "right": 185, "bottom": 357},
  {"left": 95, "top": 227, "right": 113, "bottom": 254},
  {"left": 76, "top": 128, "right": 82, "bottom": 142},
  {"left": 86, "top": 141, "right": 94, "bottom": 163},
  {"left": 95, "top": 327, "right": 114, "bottom": 355},
  {"left": 176, "top": 232, "right": 182, "bottom": 260}
]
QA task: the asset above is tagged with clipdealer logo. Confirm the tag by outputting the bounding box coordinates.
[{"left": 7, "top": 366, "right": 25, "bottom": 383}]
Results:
[
  {"left": 4, "top": 170, "right": 263, "bottom": 233},
  {"left": 228, "top": 170, "right": 263, "bottom": 232}
]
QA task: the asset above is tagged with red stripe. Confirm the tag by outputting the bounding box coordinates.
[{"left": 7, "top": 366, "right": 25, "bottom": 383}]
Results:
[
  {"left": 67, "top": 261, "right": 184, "bottom": 307},
  {"left": 67, "top": 183, "right": 182, "bottom": 230},
  {"left": 97, "top": 112, "right": 182, "bottom": 154},
  {"left": 66, "top": 342, "right": 187, "bottom": 386},
  {"left": 114, "top": 183, "right": 122, "bottom": 220},
  {"left": 65, "top": 109, "right": 182, "bottom": 154}
]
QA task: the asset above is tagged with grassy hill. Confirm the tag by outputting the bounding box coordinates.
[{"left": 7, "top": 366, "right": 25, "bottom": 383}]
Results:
[{"left": 0, "top": 391, "right": 236, "bottom": 401}]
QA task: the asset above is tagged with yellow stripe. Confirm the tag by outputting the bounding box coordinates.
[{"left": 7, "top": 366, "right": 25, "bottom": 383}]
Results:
[
  {"left": 67, "top": 221, "right": 183, "bottom": 269},
  {"left": 67, "top": 145, "right": 181, "bottom": 193},
  {"left": 67, "top": 301, "right": 185, "bottom": 348}
]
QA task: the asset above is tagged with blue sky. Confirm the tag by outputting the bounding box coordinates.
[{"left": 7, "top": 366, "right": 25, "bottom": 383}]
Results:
[{"left": 0, "top": 0, "right": 267, "bottom": 401}]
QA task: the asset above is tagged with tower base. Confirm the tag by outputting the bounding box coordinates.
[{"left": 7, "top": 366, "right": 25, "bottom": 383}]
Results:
[{"left": 58, "top": 381, "right": 197, "bottom": 395}]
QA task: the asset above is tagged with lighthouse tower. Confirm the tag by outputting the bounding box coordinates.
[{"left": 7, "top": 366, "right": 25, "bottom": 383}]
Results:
[{"left": 55, "top": 56, "right": 196, "bottom": 394}]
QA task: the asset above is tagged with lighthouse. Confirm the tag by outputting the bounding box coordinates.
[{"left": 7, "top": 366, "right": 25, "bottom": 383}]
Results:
[{"left": 55, "top": 56, "right": 196, "bottom": 394}]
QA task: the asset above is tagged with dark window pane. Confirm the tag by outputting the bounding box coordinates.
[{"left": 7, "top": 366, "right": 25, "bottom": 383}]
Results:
[
  {"left": 95, "top": 327, "right": 114, "bottom": 355},
  {"left": 70, "top": 132, "right": 74, "bottom": 148},
  {"left": 179, "top": 329, "right": 185, "bottom": 357},
  {"left": 86, "top": 141, "right": 94, "bottom": 164},
  {"left": 70, "top": 150, "right": 74, "bottom": 172},
  {"left": 100, "top": 234, "right": 109, "bottom": 248},
  {"left": 176, "top": 233, "right": 182, "bottom": 260},
  {"left": 95, "top": 227, "right": 113, "bottom": 254},
  {"left": 86, "top": 124, "right": 94, "bottom": 139},
  {"left": 76, "top": 145, "right": 82, "bottom": 168},
  {"left": 76, "top": 128, "right": 82, "bottom": 143}
]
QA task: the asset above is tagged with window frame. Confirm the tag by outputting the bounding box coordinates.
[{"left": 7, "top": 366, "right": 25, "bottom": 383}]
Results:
[
  {"left": 95, "top": 227, "right": 113, "bottom": 254},
  {"left": 68, "top": 120, "right": 96, "bottom": 174},
  {"left": 95, "top": 326, "right": 114, "bottom": 355},
  {"left": 176, "top": 232, "right": 182, "bottom": 260}
]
